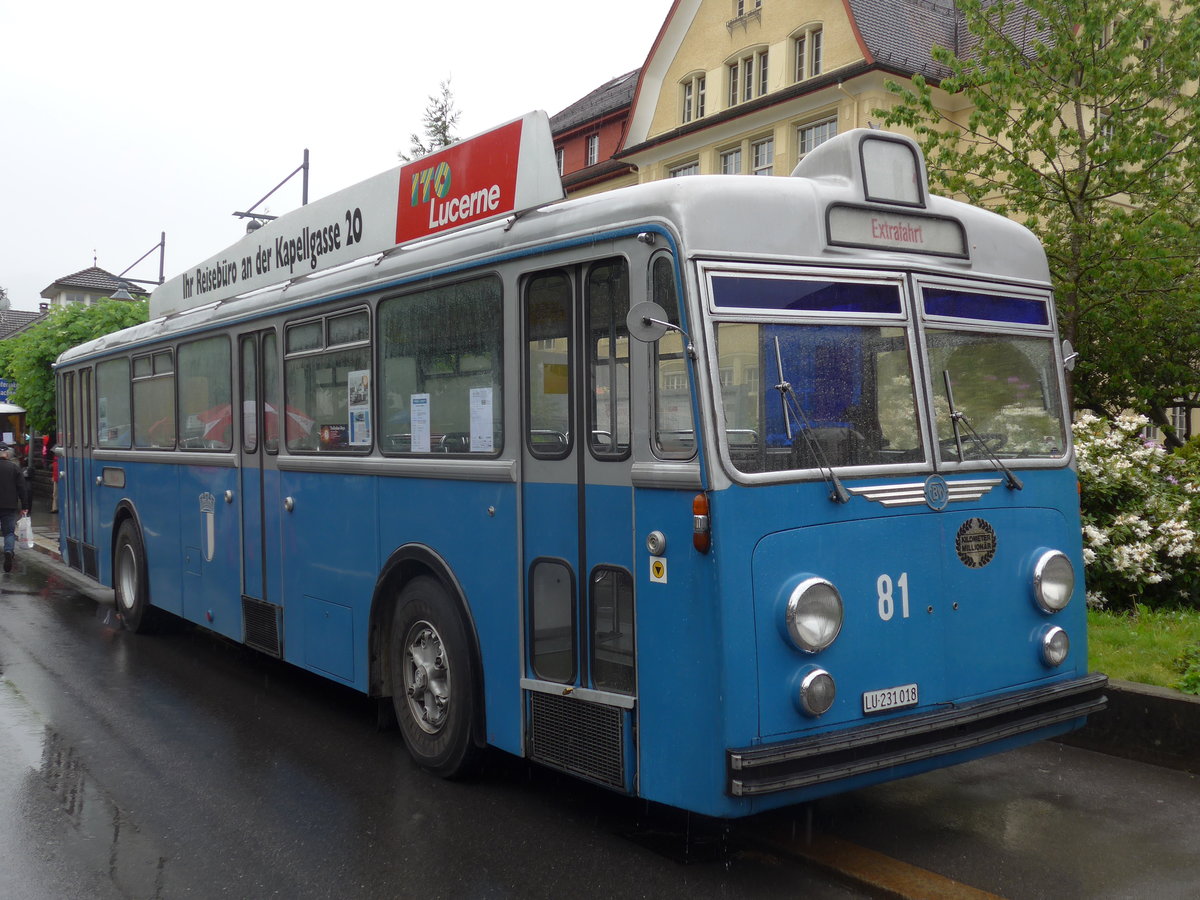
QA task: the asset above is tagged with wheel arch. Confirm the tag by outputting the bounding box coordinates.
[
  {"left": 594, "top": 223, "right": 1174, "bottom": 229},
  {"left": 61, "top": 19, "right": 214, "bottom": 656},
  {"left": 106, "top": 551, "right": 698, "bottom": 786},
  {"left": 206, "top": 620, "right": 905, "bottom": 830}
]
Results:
[{"left": 369, "top": 543, "right": 486, "bottom": 745}]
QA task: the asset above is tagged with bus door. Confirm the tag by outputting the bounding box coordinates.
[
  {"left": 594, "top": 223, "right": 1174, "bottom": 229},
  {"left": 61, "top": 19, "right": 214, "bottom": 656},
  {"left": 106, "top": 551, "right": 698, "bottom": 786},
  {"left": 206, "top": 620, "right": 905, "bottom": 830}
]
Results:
[
  {"left": 237, "top": 329, "right": 284, "bottom": 656},
  {"left": 521, "top": 258, "right": 637, "bottom": 791},
  {"left": 60, "top": 368, "right": 98, "bottom": 576}
]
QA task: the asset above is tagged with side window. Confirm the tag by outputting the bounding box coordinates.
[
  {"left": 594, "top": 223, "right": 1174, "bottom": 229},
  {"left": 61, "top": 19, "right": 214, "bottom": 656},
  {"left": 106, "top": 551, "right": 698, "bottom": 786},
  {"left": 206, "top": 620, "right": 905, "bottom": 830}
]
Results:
[
  {"left": 590, "top": 567, "right": 635, "bottom": 694},
  {"left": 178, "top": 336, "right": 232, "bottom": 450},
  {"left": 96, "top": 358, "right": 131, "bottom": 449},
  {"left": 240, "top": 336, "right": 258, "bottom": 453},
  {"left": 530, "top": 559, "right": 575, "bottom": 684},
  {"left": 651, "top": 254, "right": 696, "bottom": 457},
  {"left": 284, "top": 309, "right": 371, "bottom": 453},
  {"left": 133, "top": 350, "right": 176, "bottom": 449},
  {"left": 263, "top": 332, "right": 280, "bottom": 453},
  {"left": 62, "top": 372, "right": 77, "bottom": 449},
  {"left": 378, "top": 275, "right": 503, "bottom": 454},
  {"left": 525, "top": 271, "right": 573, "bottom": 459},
  {"left": 586, "top": 259, "right": 630, "bottom": 459}
]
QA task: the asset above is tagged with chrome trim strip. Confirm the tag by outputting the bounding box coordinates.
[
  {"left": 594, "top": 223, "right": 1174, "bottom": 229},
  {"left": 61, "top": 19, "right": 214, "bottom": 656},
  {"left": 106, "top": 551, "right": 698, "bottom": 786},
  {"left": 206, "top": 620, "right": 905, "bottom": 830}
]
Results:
[
  {"left": 631, "top": 460, "right": 703, "bottom": 490},
  {"left": 520, "top": 678, "right": 636, "bottom": 710},
  {"left": 847, "top": 477, "right": 1003, "bottom": 507},
  {"left": 91, "top": 449, "right": 237, "bottom": 468},
  {"left": 277, "top": 456, "right": 517, "bottom": 482}
]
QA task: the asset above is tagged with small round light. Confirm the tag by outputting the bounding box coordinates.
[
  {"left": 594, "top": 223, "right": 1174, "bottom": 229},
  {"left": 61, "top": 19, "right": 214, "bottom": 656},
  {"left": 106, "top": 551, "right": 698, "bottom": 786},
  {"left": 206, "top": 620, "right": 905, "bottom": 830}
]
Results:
[
  {"left": 1041, "top": 626, "right": 1070, "bottom": 667},
  {"left": 797, "top": 667, "right": 837, "bottom": 717},
  {"left": 1033, "top": 550, "right": 1075, "bottom": 613},
  {"left": 785, "top": 577, "right": 844, "bottom": 653}
]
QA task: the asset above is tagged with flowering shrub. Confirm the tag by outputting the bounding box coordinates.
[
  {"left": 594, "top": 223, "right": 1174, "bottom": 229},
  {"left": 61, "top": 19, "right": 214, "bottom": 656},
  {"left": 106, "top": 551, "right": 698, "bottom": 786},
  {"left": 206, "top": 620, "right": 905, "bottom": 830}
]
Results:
[{"left": 1074, "top": 412, "right": 1200, "bottom": 612}]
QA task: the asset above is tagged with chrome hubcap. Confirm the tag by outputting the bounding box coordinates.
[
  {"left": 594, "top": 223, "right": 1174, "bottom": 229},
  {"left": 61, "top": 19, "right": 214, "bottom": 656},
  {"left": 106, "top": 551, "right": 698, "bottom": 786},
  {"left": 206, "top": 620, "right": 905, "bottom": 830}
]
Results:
[
  {"left": 117, "top": 543, "right": 138, "bottom": 611},
  {"left": 403, "top": 620, "right": 450, "bottom": 734}
]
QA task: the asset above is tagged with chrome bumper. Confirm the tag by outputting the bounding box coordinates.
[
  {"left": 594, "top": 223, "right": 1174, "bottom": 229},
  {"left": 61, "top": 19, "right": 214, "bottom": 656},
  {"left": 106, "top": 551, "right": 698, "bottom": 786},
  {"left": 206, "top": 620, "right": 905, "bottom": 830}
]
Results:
[{"left": 727, "top": 672, "right": 1108, "bottom": 797}]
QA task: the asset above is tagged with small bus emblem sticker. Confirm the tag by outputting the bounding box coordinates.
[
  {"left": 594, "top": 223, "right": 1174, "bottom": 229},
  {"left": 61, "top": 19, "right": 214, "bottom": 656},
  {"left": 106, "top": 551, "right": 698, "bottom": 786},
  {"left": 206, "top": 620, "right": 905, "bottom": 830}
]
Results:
[
  {"left": 199, "top": 492, "right": 216, "bottom": 562},
  {"left": 923, "top": 475, "right": 950, "bottom": 511},
  {"left": 955, "top": 517, "right": 996, "bottom": 569}
]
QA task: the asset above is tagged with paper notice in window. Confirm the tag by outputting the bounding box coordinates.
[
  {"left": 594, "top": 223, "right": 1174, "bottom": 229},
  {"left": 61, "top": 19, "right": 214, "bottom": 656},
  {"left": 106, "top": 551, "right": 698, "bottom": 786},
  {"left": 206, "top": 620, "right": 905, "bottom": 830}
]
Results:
[
  {"left": 470, "top": 387, "right": 493, "bottom": 452},
  {"left": 411, "top": 394, "right": 430, "bottom": 453}
]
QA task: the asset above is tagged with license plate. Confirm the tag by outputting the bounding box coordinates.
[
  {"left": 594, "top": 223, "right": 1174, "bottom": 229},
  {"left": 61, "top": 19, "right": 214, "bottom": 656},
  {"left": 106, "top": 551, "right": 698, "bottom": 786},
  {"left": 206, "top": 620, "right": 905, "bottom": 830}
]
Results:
[{"left": 862, "top": 683, "right": 919, "bottom": 714}]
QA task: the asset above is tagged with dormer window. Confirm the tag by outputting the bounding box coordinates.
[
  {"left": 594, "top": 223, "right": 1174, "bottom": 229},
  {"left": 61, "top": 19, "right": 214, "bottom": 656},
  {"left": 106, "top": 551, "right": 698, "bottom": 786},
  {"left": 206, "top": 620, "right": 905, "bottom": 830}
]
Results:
[
  {"left": 681, "top": 73, "right": 707, "bottom": 123},
  {"left": 794, "top": 26, "right": 823, "bottom": 81},
  {"left": 728, "top": 48, "right": 768, "bottom": 107}
]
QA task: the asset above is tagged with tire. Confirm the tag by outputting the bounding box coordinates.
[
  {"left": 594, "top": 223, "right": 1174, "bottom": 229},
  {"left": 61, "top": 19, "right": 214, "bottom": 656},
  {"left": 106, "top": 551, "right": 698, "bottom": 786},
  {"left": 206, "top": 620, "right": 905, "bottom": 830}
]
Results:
[
  {"left": 114, "top": 521, "right": 158, "bottom": 634},
  {"left": 389, "top": 575, "right": 483, "bottom": 778}
]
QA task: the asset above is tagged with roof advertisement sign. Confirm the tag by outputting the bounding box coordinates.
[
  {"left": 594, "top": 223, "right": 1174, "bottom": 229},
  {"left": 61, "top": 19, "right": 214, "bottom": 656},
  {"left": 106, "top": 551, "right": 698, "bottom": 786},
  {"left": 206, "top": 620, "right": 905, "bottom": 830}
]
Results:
[{"left": 151, "top": 112, "right": 562, "bottom": 319}]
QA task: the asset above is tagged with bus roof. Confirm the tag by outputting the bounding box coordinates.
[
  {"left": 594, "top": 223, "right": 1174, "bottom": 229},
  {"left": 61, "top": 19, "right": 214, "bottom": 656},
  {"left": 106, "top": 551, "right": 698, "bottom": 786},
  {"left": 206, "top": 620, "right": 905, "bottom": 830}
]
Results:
[{"left": 61, "top": 128, "right": 1049, "bottom": 366}]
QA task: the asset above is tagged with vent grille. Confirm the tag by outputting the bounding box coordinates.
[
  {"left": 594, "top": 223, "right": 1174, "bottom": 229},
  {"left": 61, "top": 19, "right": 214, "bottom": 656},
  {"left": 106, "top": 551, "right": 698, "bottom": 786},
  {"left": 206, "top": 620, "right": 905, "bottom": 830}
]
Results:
[
  {"left": 529, "top": 692, "right": 625, "bottom": 789},
  {"left": 242, "top": 596, "right": 282, "bottom": 657}
]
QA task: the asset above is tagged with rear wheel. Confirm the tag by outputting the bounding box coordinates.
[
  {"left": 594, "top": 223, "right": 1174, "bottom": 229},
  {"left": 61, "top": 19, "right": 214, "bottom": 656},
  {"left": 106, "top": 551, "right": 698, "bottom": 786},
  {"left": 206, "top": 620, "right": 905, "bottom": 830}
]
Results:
[
  {"left": 114, "top": 521, "right": 158, "bottom": 633},
  {"left": 389, "top": 576, "right": 483, "bottom": 778}
]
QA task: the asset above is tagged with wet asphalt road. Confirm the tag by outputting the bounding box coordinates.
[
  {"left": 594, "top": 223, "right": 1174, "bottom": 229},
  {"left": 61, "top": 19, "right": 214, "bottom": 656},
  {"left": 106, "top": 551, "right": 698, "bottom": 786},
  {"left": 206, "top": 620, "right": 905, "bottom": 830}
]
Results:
[
  {"left": 4, "top": 548, "right": 1200, "bottom": 899},
  {"left": 0, "top": 554, "right": 861, "bottom": 900}
]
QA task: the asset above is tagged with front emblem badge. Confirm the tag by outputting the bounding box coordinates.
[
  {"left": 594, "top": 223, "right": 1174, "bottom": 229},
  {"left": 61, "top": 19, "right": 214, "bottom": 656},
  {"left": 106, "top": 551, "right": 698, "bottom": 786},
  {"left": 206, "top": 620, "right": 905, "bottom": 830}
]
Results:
[
  {"left": 956, "top": 517, "right": 997, "bottom": 568},
  {"left": 923, "top": 474, "right": 950, "bottom": 511}
]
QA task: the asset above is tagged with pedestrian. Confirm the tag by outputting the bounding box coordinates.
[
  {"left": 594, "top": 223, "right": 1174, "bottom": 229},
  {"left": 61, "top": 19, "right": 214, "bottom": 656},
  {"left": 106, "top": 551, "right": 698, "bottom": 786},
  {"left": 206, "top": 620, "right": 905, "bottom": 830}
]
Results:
[{"left": 0, "top": 443, "right": 31, "bottom": 573}]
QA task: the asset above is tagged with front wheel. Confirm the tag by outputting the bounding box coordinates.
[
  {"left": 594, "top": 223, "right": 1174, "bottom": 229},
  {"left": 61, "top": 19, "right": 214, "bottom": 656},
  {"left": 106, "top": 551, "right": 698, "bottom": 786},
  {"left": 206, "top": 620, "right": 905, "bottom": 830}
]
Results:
[
  {"left": 389, "top": 576, "right": 483, "bottom": 778},
  {"left": 114, "top": 521, "right": 158, "bottom": 633}
]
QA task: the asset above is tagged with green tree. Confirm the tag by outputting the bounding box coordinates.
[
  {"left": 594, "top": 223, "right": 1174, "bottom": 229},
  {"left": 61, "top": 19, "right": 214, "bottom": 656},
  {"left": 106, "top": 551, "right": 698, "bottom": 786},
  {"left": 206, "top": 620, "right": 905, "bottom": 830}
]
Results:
[
  {"left": 0, "top": 298, "right": 148, "bottom": 433},
  {"left": 399, "top": 79, "right": 461, "bottom": 162},
  {"left": 878, "top": 0, "right": 1200, "bottom": 443}
]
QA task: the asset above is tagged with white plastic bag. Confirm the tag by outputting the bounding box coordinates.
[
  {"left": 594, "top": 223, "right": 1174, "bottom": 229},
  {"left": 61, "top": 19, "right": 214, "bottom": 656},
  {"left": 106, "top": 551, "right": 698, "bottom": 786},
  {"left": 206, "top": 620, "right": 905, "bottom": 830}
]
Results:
[{"left": 15, "top": 515, "right": 33, "bottom": 551}]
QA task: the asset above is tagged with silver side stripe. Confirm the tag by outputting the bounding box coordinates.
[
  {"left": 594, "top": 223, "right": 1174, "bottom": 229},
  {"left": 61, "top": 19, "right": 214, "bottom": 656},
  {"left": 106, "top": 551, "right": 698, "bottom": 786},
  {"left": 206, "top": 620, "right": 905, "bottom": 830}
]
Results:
[{"left": 847, "top": 478, "right": 1003, "bottom": 507}]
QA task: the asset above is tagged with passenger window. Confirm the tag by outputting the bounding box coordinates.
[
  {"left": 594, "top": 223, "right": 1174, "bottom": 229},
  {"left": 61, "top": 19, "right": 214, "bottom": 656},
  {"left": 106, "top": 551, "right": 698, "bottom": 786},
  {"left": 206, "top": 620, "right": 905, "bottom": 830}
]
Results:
[
  {"left": 178, "top": 336, "right": 232, "bottom": 451},
  {"left": 378, "top": 276, "right": 503, "bottom": 454},
  {"left": 525, "top": 271, "right": 573, "bottom": 458},
  {"left": 651, "top": 254, "right": 696, "bottom": 457},
  {"left": 96, "top": 358, "right": 131, "bottom": 449},
  {"left": 590, "top": 567, "right": 635, "bottom": 694},
  {"left": 284, "top": 309, "right": 371, "bottom": 453},
  {"left": 587, "top": 259, "right": 630, "bottom": 460},
  {"left": 133, "top": 351, "right": 175, "bottom": 449}
]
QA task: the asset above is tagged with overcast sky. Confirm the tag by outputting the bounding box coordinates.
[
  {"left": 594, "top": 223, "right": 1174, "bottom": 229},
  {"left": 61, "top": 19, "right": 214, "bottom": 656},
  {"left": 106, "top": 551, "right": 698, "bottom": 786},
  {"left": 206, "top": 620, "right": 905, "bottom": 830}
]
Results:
[{"left": 0, "top": 0, "right": 673, "bottom": 311}]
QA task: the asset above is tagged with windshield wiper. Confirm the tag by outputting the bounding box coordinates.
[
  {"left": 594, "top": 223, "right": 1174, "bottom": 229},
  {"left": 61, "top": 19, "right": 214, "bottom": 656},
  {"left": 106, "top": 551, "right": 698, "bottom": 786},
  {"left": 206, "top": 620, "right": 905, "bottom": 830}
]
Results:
[
  {"left": 773, "top": 336, "right": 849, "bottom": 504},
  {"left": 942, "top": 370, "right": 1023, "bottom": 491}
]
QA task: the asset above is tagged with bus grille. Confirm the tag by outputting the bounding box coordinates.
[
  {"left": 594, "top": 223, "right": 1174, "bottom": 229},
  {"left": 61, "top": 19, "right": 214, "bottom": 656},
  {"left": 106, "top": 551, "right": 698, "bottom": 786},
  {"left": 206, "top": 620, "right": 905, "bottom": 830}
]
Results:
[
  {"left": 241, "top": 596, "right": 282, "bottom": 658},
  {"left": 529, "top": 692, "right": 625, "bottom": 789}
]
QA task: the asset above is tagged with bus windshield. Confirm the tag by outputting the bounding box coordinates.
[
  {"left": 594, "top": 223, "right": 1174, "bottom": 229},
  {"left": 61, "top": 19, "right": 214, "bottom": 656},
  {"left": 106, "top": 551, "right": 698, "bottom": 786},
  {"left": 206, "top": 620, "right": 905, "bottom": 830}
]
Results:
[
  {"left": 928, "top": 329, "right": 1067, "bottom": 460},
  {"left": 716, "top": 320, "right": 923, "bottom": 474},
  {"left": 713, "top": 276, "right": 1068, "bottom": 476}
]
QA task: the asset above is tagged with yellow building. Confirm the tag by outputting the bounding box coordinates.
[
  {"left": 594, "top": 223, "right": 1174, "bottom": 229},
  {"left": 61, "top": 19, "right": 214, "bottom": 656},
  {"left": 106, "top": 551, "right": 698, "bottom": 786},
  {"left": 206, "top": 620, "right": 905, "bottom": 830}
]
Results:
[{"left": 618, "top": 0, "right": 959, "bottom": 179}]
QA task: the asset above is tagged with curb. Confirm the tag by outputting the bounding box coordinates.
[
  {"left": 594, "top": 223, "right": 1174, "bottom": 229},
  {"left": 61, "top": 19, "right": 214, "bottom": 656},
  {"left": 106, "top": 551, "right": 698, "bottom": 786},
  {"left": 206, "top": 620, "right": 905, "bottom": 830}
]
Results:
[{"left": 1056, "top": 679, "right": 1200, "bottom": 774}]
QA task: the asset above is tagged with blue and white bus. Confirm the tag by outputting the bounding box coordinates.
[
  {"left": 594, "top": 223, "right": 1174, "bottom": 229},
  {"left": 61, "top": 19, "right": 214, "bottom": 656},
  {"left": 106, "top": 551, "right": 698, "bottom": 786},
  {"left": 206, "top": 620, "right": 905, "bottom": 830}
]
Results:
[{"left": 55, "top": 113, "right": 1105, "bottom": 818}]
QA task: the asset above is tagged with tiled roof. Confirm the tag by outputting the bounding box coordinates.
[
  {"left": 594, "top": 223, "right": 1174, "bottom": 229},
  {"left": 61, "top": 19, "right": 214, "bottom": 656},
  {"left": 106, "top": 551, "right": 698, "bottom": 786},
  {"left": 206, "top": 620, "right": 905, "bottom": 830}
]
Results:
[
  {"left": 848, "top": 0, "right": 959, "bottom": 81},
  {"left": 551, "top": 69, "right": 640, "bottom": 135},
  {"left": 0, "top": 309, "right": 46, "bottom": 341},
  {"left": 40, "top": 266, "right": 142, "bottom": 299}
]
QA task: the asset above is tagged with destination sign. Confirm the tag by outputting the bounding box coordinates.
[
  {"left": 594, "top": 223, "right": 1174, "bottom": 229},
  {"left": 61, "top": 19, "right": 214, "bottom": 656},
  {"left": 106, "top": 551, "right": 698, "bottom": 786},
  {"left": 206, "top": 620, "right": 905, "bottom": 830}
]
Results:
[
  {"left": 151, "top": 112, "right": 563, "bottom": 319},
  {"left": 826, "top": 204, "right": 968, "bottom": 258}
]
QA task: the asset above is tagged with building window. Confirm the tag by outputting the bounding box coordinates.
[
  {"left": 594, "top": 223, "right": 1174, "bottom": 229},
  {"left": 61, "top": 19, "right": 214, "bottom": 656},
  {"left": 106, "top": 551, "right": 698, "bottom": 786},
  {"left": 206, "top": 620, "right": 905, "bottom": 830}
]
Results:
[
  {"left": 669, "top": 160, "right": 700, "bottom": 177},
  {"left": 751, "top": 137, "right": 774, "bottom": 176},
  {"left": 798, "top": 116, "right": 837, "bottom": 157},
  {"left": 728, "top": 49, "right": 768, "bottom": 107},
  {"left": 735, "top": 0, "right": 762, "bottom": 14},
  {"left": 681, "top": 73, "right": 706, "bottom": 123},
  {"left": 555, "top": 147, "right": 564, "bottom": 175},
  {"left": 586, "top": 134, "right": 599, "bottom": 167},
  {"left": 1172, "top": 405, "right": 1189, "bottom": 437},
  {"left": 794, "top": 26, "right": 823, "bottom": 81},
  {"left": 720, "top": 147, "right": 743, "bottom": 174}
]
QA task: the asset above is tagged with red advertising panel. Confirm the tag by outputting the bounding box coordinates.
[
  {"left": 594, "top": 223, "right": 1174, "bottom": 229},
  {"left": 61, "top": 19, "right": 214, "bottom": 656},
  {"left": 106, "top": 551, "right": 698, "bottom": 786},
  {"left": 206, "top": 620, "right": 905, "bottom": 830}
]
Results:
[{"left": 396, "top": 119, "right": 523, "bottom": 244}]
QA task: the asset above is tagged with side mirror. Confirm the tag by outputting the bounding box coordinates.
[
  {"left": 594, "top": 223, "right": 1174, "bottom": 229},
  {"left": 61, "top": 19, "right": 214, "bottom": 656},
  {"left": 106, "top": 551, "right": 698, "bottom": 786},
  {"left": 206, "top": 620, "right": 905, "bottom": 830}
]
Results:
[
  {"left": 1061, "top": 339, "right": 1079, "bottom": 372},
  {"left": 626, "top": 301, "right": 670, "bottom": 343}
]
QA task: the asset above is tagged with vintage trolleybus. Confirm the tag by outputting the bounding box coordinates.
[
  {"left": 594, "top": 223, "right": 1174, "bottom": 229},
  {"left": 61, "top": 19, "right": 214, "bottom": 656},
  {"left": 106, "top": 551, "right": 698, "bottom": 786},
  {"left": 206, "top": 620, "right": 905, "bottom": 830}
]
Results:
[{"left": 54, "top": 113, "right": 1105, "bottom": 818}]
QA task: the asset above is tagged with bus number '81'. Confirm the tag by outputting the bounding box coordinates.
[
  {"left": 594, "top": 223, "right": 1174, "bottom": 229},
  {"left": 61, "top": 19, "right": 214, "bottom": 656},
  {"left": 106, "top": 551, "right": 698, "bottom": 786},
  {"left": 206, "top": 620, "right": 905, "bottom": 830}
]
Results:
[{"left": 877, "top": 573, "right": 910, "bottom": 621}]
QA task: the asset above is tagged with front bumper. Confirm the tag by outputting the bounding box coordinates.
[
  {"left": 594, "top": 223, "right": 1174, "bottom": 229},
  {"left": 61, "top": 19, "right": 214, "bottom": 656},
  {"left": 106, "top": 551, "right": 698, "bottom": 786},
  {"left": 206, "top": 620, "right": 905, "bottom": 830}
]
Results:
[{"left": 727, "top": 672, "right": 1107, "bottom": 797}]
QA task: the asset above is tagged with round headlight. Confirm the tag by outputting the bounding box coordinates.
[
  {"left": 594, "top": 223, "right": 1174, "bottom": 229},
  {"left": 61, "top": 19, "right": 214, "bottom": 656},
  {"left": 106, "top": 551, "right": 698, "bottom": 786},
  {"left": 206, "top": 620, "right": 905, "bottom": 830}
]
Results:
[
  {"left": 1033, "top": 550, "right": 1075, "bottom": 613},
  {"left": 1041, "top": 626, "right": 1070, "bottom": 667},
  {"left": 796, "top": 667, "right": 837, "bottom": 717},
  {"left": 785, "top": 577, "right": 844, "bottom": 653}
]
